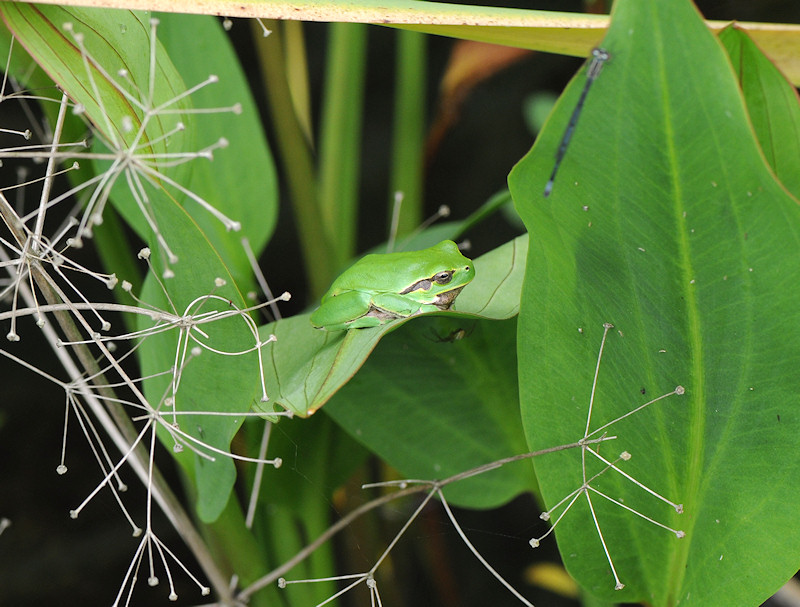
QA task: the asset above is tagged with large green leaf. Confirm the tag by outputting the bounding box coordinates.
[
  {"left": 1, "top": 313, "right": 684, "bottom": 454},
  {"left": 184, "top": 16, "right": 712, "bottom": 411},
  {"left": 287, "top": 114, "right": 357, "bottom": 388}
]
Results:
[
  {"left": 157, "top": 13, "right": 278, "bottom": 271},
  {"left": 131, "top": 11, "right": 284, "bottom": 518},
  {"left": 256, "top": 234, "right": 527, "bottom": 417},
  {"left": 139, "top": 194, "right": 263, "bottom": 523},
  {"left": 325, "top": 315, "right": 534, "bottom": 509},
  {"left": 0, "top": 17, "right": 87, "bottom": 146},
  {"left": 1, "top": 6, "right": 191, "bottom": 240},
  {"left": 1, "top": 5, "right": 186, "bottom": 157},
  {"left": 508, "top": 0, "right": 800, "bottom": 605},
  {"left": 2, "top": 8, "right": 276, "bottom": 273}
]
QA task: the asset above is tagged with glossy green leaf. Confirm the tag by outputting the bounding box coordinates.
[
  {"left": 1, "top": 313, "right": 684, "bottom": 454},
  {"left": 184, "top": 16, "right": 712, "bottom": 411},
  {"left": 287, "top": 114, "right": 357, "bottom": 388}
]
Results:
[
  {"left": 508, "top": 0, "right": 800, "bottom": 604},
  {"left": 2, "top": 5, "right": 194, "bottom": 245},
  {"left": 157, "top": 13, "right": 278, "bottom": 270},
  {"left": 325, "top": 315, "right": 534, "bottom": 509},
  {"left": 138, "top": 194, "right": 262, "bottom": 523},
  {"left": 0, "top": 19, "right": 80, "bottom": 137},
  {"left": 1, "top": 5, "right": 188, "bottom": 170},
  {"left": 256, "top": 235, "right": 527, "bottom": 417}
]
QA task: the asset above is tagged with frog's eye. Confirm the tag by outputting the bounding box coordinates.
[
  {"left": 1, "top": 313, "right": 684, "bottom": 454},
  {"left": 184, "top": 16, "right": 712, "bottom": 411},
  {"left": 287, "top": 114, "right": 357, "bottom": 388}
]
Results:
[{"left": 434, "top": 271, "right": 453, "bottom": 285}]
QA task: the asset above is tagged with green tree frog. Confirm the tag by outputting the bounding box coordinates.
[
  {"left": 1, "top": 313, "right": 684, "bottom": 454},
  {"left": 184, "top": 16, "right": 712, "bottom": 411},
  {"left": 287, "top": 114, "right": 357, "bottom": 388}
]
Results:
[{"left": 310, "top": 240, "right": 475, "bottom": 331}]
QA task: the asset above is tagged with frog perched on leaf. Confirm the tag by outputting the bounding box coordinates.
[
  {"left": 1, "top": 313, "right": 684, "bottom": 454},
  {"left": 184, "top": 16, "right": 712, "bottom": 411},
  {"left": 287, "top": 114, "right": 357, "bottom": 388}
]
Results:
[{"left": 310, "top": 240, "right": 475, "bottom": 331}]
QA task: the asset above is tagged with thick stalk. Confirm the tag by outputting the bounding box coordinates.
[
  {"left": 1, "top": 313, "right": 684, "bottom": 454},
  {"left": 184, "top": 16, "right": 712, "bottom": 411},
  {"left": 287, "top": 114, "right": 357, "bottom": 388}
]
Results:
[
  {"left": 252, "top": 20, "right": 335, "bottom": 297},
  {"left": 389, "top": 29, "right": 426, "bottom": 239},
  {"left": 318, "top": 22, "right": 368, "bottom": 268}
]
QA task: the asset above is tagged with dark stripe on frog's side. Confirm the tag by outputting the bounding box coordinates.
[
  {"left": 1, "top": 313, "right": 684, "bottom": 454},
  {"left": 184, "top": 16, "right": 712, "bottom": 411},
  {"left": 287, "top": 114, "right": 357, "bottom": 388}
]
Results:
[
  {"left": 363, "top": 307, "right": 404, "bottom": 322},
  {"left": 399, "top": 278, "right": 433, "bottom": 294},
  {"left": 399, "top": 270, "right": 455, "bottom": 295},
  {"left": 362, "top": 284, "right": 466, "bottom": 322}
]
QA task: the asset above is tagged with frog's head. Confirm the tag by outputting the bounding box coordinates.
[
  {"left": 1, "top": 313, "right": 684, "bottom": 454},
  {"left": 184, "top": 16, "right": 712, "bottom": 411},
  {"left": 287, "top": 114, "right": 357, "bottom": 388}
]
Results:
[{"left": 399, "top": 240, "right": 475, "bottom": 309}]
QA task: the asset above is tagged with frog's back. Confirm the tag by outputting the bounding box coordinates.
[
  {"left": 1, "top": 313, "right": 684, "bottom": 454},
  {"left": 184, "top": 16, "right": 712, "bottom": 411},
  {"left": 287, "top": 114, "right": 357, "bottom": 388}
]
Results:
[
  {"left": 322, "top": 240, "right": 469, "bottom": 299},
  {"left": 329, "top": 251, "right": 426, "bottom": 292}
]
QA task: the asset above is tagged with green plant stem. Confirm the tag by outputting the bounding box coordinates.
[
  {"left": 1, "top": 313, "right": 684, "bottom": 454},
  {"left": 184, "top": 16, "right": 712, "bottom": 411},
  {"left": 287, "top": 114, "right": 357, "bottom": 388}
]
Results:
[
  {"left": 389, "top": 29, "right": 426, "bottom": 238},
  {"left": 283, "top": 20, "right": 313, "bottom": 145},
  {"left": 204, "top": 493, "right": 274, "bottom": 607},
  {"left": 252, "top": 20, "right": 335, "bottom": 297},
  {"left": 263, "top": 506, "right": 335, "bottom": 605},
  {"left": 318, "top": 22, "right": 368, "bottom": 268}
]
